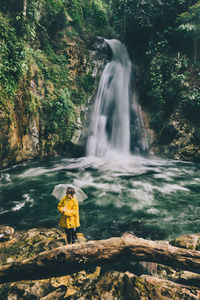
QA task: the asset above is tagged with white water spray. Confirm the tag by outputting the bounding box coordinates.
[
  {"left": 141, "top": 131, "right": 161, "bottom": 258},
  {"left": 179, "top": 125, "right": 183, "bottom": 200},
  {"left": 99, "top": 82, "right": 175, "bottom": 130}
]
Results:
[
  {"left": 86, "top": 39, "right": 148, "bottom": 158},
  {"left": 87, "top": 39, "right": 131, "bottom": 157}
]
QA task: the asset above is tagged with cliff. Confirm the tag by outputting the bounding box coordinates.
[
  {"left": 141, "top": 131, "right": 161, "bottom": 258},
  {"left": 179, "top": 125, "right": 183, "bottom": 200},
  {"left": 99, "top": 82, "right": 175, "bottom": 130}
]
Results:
[{"left": 0, "top": 0, "right": 110, "bottom": 168}]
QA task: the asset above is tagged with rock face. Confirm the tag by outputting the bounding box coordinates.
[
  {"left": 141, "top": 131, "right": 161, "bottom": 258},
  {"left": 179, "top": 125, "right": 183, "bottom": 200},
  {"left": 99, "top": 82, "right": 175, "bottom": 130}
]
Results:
[
  {"left": 0, "top": 26, "right": 108, "bottom": 169},
  {"left": 149, "top": 109, "right": 200, "bottom": 161}
]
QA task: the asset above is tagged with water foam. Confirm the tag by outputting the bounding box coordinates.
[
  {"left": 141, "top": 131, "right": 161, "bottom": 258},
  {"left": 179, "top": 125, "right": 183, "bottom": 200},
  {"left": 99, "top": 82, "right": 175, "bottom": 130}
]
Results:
[{"left": 12, "top": 194, "right": 33, "bottom": 211}]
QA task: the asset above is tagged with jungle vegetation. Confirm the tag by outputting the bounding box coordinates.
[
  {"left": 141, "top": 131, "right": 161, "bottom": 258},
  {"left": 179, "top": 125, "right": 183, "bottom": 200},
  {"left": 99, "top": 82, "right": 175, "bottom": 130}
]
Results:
[
  {"left": 110, "top": 0, "right": 200, "bottom": 129},
  {"left": 0, "top": 0, "right": 200, "bottom": 154}
]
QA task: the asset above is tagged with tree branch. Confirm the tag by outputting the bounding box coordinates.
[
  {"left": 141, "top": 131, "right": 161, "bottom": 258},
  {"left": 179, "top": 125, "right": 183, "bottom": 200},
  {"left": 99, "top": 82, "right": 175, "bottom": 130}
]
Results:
[{"left": 0, "top": 234, "right": 200, "bottom": 283}]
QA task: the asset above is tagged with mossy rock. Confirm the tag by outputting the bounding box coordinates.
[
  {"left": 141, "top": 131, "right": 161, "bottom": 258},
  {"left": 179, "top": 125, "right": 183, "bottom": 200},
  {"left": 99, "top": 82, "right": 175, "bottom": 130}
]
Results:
[{"left": 170, "top": 233, "right": 200, "bottom": 251}]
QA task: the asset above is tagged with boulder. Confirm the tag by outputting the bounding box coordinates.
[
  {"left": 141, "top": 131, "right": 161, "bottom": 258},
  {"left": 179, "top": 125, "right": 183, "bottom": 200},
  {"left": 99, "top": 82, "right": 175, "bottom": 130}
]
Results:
[
  {"left": 123, "top": 272, "right": 200, "bottom": 300},
  {"left": 1, "top": 229, "right": 200, "bottom": 299},
  {"left": 171, "top": 233, "right": 200, "bottom": 250},
  {"left": 0, "top": 226, "right": 14, "bottom": 242}
]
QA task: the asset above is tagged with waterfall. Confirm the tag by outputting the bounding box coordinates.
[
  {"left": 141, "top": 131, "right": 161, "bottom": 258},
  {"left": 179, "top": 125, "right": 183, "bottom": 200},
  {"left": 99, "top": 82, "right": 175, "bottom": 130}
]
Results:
[{"left": 86, "top": 39, "right": 148, "bottom": 157}]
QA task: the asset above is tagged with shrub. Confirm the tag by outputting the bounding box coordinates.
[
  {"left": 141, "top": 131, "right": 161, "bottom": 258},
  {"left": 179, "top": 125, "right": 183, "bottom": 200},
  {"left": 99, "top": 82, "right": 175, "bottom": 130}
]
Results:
[
  {"left": 0, "top": 15, "right": 25, "bottom": 98},
  {"left": 42, "top": 88, "right": 76, "bottom": 142}
]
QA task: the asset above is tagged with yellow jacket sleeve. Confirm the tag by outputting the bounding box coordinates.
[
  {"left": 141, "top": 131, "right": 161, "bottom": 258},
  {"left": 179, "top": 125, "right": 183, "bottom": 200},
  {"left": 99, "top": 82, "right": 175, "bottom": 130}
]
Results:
[{"left": 57, "top": 197, "right": 66, "bottom": 213}]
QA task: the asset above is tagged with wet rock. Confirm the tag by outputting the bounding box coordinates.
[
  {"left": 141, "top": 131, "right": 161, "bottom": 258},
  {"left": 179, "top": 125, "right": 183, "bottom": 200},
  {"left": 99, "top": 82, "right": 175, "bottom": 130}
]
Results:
[
  {"left": 151, "top": 109, "right": 200, "bottom": 161},
  {"left": 0, "top": 266, "right": 101, "bottom": 299},
  {"left": 0, "top": 227, "right": 93, "bottom": 299},
  {"left": 123, "top": 272, "right": 200, "bottom": 300},
  {"left": 159, "top": 124, "right": 178, "bottom": 145},
  {"left": 170, "top": 233, "right": 200, "bottom": 250},
  {"left": 40, "top": 286, "right": 67, "bottom": 300},
  {"left": 1, "top": 229, "right": 200, "bottom": 299},
  {"left": 64, "top": 270, "right": 200, "bottom": 300},
  {"left": 0, "top": 226, "right": 14, "bottom": 242},
  {"left": 69, "top": 271, "right": 125, "bottom": 300},
  {"left": 136, "top": 262, "right": 158, "bottom": 276},
  {"left": 7, "top": 280, "right": 53, "bottom": 299},
  {"left": 0, "top": 227, "right": 66, "bottom": 266},
  {"left": 154, "top": 233, "right": 200, "bottom": 287}
]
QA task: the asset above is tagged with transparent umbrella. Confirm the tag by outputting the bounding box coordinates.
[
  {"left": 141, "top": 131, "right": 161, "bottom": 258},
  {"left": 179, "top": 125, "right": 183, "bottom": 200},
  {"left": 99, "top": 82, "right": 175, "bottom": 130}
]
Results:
[{"left": 52, "top": 184, "right": 87, "bottom": 202}]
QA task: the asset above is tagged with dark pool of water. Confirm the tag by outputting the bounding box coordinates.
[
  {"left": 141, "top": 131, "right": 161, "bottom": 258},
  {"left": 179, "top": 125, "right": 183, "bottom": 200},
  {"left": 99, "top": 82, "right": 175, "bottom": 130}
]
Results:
[{"left": 0, "top": 154, "right": 200, "bottom": 241}]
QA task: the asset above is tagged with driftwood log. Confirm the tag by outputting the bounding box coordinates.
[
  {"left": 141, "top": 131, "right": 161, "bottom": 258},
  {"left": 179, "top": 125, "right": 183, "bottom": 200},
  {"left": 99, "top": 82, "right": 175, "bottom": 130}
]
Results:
[{"left": 0, "top": 234, "right": 200, "bottom": 283}]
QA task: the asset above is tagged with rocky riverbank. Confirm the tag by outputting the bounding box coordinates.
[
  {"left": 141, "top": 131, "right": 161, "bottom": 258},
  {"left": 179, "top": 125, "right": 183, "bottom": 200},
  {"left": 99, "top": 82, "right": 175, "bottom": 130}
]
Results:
[{"left": 0, "top": 226, "right": 200, "bottom": 299}]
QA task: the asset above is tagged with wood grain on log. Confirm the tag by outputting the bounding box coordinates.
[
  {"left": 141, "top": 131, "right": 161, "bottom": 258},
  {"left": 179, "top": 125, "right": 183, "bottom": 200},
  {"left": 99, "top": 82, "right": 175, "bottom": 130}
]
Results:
[{"left": 0, "top": 234, "right": 200, "bottom": 283}]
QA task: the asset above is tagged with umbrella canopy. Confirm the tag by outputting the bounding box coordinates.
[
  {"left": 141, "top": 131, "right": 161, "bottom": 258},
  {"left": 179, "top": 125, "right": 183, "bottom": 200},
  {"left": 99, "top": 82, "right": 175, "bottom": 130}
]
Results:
[{"left": 52, "top": 184, "right": 87, "bottom": 202}]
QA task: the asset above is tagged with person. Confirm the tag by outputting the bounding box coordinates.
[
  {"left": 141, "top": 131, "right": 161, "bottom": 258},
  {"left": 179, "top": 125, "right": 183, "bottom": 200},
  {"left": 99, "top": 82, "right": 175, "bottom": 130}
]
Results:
[{"left": 57, "top": 187, "right": 80, "bottom": 244}]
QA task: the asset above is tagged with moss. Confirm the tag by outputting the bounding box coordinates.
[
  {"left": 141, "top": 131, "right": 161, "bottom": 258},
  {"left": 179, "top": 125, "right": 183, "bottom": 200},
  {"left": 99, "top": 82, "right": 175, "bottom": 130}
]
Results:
[{"left": 134, "top": 277, "right": 148, "bottom": 294}]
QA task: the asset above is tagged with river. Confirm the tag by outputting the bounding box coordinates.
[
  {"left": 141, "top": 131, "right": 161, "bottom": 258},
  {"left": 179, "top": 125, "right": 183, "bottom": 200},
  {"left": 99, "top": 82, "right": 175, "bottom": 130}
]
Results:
[{"left": 1, "top": 154, "right": 200, "bottom": 241}]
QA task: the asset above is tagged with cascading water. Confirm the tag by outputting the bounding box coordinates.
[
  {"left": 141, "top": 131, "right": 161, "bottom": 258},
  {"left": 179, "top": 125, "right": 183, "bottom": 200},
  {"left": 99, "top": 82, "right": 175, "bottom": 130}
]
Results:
[
  {"left": 86, "top": 39, "right": 131, "bottom": 157},
  {"left": 86, "top": 39, "right": 148, "bottom": 157}
]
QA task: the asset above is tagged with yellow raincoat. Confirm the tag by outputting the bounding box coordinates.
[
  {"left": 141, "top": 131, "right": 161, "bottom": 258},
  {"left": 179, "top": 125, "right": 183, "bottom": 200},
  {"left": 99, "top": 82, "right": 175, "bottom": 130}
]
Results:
[{"left": 57, "top": 195, "right": 80, "bottom": 229}]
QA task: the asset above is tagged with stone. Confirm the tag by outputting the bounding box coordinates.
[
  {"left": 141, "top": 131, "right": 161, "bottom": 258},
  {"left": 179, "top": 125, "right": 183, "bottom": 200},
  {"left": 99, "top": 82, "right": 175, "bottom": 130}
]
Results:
[
  {"left": 0, "top": 226, "right": 14, "bottom": 242},
  {"left": 150, "top": 108, "right": 200, "bottom": 161},
  {"left": 1, "top": 228, "right": 200, "bottom": 299},
  {"left": 123, "top": 272, "right": 200, "bottom": 300},
  {"left": 170, "top": 233, "right": 200, "bottom": 250},
  {"left": 5, "top": 279, "right": 53, "bottom": 299},
  {"left": 40, "top": 286, "right": 67, "bottom": 300},
  {"left": 69, "top": 271, "right": 125, "bottom": 300}
]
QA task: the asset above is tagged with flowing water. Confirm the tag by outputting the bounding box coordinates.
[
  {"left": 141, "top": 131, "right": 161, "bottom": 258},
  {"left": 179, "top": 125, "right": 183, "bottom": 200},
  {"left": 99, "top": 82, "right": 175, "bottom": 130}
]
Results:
[
  {"left": 87, "top": 39, "right": 148, "bottom": 158},
  {"left": 1, "top": 39, "right": 200, "bottom": 242},
  {"left": 88, "top": 39, "right": 138, "bottom": 156},
  {"left": 0, "top": 155, "right": 200, "bottom": 241}
]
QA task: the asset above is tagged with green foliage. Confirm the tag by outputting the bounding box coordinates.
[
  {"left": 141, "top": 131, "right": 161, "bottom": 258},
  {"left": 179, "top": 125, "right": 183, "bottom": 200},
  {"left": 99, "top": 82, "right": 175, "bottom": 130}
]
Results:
[
  {"left": 40, "top": 0, "right": 68, "bottom": 38},
  {"left": 0, "top": 0, "right": 114, "bottom": 159},
  {"left": 176, "top": 1, "right": 200, "bottom": 59},
  {"left": 129, "top": 0, "right": 200, "bottom": 132},
  {"left": 70, "top": 73, "right": 95, "bottom": 106},
  {"left": 145, "top": 53, "right": 180, "bottom": 129},
  {"left": 39, "top": 43, "right": 69, "bottom": 87},
  {"left": 14, "top": 0, "right": 42, "bottom": 41},
  {"left": 111, "top": 0, "right": 163, "bottom": 29},
  {"left": 0, "top": 15, "right": 25, "bottom": 98},
  {"left": 177, "top": 1, "right": 200, "bottom": 34},
  {"left": 178, "top": 61, "right": 200, "bottom": 123},
  {"left": 43, "top": 88, "right": 76, "bottom": 142},
  {"left": 85, "top": 0, "right": 109, "bottom": 27},
  {"left": 78, "top": 73, "right": 95, "bottom": 96},
  {"left": 109, "top": 0, "right": 197, "bottom": 58},
  {"left": 112, "top": 0, "right": 196, "bottom": 28},
  {"left": 13, "top": 0, "right": 69, "bottom": 43},
  {"left": 0, "top": 0, "right": 22, "bottom": 14},
  {"left": 66, "top": 0, "right": 110, "bottom": 35},
  {"left": 144, "top": 44, "right": 200, "bottom": 128}
]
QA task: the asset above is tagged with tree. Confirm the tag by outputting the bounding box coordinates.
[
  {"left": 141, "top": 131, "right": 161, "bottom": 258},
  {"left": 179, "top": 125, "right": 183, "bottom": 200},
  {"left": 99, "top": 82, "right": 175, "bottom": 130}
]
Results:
[
  {"left": 1, "top": 234, "right": 200, "bottom": 284},
  {"left": 177, "top": 1, "right": 200, "bottom": 59}
]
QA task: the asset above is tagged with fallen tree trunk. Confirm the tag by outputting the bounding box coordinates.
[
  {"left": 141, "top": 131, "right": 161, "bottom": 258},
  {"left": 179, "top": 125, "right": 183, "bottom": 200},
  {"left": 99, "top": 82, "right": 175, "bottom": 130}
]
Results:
[{"left": 0, "top": 234, "right": 200, "bottom": 283}]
